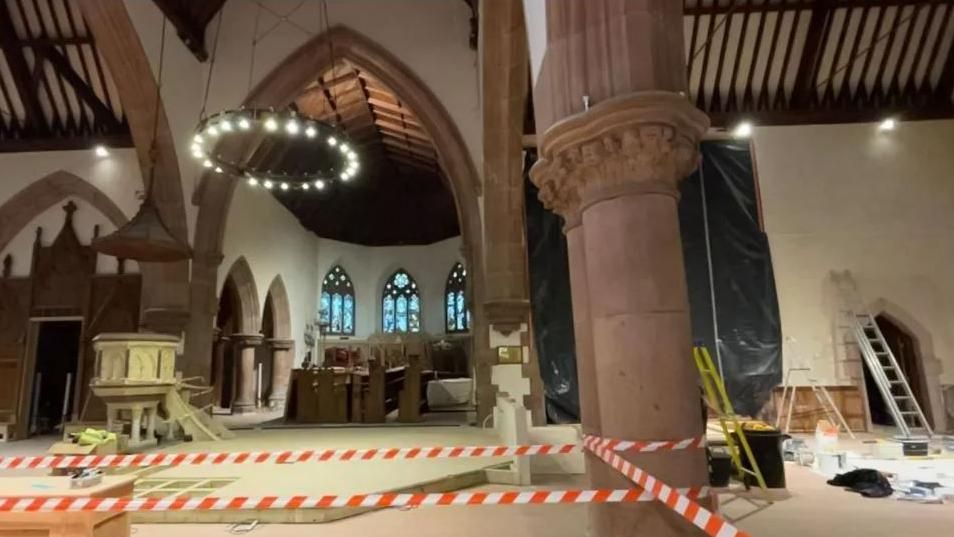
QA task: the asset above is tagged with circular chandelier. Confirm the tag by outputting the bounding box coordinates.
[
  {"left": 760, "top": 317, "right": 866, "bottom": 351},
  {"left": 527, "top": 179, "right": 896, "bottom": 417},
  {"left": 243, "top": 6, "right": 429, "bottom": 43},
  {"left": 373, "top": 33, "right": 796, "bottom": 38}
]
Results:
[{"left": 191, "top": 108, "right": 360, "bottom": 192}]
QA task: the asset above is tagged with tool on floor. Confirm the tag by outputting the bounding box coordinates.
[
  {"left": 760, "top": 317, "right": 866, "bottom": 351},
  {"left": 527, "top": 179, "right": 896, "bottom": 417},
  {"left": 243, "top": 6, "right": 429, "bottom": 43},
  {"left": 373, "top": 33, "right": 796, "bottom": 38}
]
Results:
[
  {"left": 776, "top": 367, "right": 856, "bottom": 439},
  {"left": 831, "top": 271, "right": 933, "bottom": 439},
  {"left": 692, "top": 345, "right": 768, "bottom": 491}
]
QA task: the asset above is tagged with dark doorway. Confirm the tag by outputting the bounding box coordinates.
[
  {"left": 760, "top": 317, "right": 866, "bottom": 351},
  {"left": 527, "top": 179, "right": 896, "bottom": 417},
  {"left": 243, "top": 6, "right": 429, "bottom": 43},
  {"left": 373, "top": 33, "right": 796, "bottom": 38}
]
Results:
[
  {"left": 863, "top": 315, "right": 933, "bottom": 427},
  {"left": 214, "top": 277, "right": 240, "bottom": 409},
  {"left": 30, "top": 321, "right": 82, "bottom": 435}
]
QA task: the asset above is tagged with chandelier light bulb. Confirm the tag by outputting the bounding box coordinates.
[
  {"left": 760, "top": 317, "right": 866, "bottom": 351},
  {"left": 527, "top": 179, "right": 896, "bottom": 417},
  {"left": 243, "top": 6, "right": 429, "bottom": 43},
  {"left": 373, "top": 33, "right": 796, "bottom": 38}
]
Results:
[
  {"left": 286, "top": 120, "right": 300, "bottom": 135},
  {"left": 263, "top": 180, "right": 273, "bottom": 189},
  {"left": 207, "top": 125, "right": 219, "bottom": 136},
  {"left": 203, "top": 159, "right": 213, "bottom": 168},
  {"left": 347, "top": 151, "right": 357, "bottom": 161},
  {"left": 280, "top": 182, "right": 289, "bottom": 190},
  {"left": 305, "top": 126, "right": 317, "bottom": 138},
  {"left": 314, "top": 180, "right": 325, "bottom": 190},
  {"left": 327, "top": 136, "right": 337, "bottom": 146},
  {"left": 339, "top": 143, "right": 349, "bottom": 153},
  {"left": 238, "top": 118, "right": 251, "bottom": 130},
  {"left": 220, "top": 120, "right": 233, "bottom": 132},
  {"left": 193, "top": 134, "right": 203, "bottom": 144},
  {"left": 247, "top": 177, "right": 259, "bottom": 186},
  {"left": 340, "top": 171, "right": 349, "bottom": 180},
  {"left": 264, "top": 117, "right": 278, "bottom": 132},
  {"left": 214, "top": 166, "right": 223, "bottom": 173},
  {"left": 302, "top": 182, "right": 310, "bottom": 190}
]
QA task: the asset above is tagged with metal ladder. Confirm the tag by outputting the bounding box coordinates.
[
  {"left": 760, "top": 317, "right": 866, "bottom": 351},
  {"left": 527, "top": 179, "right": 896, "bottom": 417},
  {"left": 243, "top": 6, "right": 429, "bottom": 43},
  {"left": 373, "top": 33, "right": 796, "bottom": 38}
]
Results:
[
  {"left": 776, "top": 367, "right": 855, "bottom": 439},
  {"left": 850, "top": 312, "right": 932, "bottom": 438},
  {"left": 832, "top": 271, "right": 932, "bottom": 439}
]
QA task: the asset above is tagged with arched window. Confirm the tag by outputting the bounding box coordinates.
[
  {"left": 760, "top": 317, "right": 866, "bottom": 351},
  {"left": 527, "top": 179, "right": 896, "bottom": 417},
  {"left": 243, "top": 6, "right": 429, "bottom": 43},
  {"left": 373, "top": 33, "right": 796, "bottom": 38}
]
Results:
[
  {"left": 320, "top": 265, "right": 355, "bottom": 335},
  {"left": 445, "top": 262, "right": 468, "bottom": 333},
  {"left": 383, "top": 269, "right": 421, "bottom": 333}
]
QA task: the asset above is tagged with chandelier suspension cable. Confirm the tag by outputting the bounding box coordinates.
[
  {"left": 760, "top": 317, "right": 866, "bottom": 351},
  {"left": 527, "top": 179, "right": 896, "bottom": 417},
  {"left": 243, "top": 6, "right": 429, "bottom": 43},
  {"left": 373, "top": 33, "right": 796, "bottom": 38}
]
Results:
[
  {"left": 247, "top": 3, "right": 263, "bottom": 95},
  {"left": 321, "top": 0, "right": 338, "bottom": 124},
  {"left": 199, "top": 9, "right": 226, "bottom": 121}
]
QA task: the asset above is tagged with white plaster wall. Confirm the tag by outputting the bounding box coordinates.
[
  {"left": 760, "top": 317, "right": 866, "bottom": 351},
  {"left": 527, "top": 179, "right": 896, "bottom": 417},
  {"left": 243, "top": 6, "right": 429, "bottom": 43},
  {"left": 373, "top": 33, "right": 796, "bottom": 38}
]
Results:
[
  {"left": 753, "top": 119, "right": 954, "bottom": 427},
  {"left": 521, "top": 0, "right": 547, "bottom": 84},
  {"left": 315, "top": 237, "right": 465, "bottom": 341},
  {"left": 0, "top": 197, "right": 138, "bottom": 276},
  {"left": 218, "top": 185, "right": 318, "bottom": 364}
]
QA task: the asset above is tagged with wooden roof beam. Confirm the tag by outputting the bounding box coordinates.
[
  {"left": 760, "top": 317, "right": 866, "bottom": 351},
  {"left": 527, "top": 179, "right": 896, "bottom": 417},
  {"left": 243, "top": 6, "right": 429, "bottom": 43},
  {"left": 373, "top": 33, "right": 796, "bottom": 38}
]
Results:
[
  {"left": 0, "top": 1, "right": 50, "bottom": 136},
  {"left": 35, "top": 46, "right": 122, "bottom": 131},
  {"left": 790, "top": 0, "right": 835, "bottom": 109}
]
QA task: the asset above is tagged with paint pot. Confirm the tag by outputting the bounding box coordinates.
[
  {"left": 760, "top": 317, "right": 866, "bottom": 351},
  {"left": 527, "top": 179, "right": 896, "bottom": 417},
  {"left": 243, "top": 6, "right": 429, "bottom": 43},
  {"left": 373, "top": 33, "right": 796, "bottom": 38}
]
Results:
[{"left": 817, "top": 451, "right": 847, "bottom": 475}]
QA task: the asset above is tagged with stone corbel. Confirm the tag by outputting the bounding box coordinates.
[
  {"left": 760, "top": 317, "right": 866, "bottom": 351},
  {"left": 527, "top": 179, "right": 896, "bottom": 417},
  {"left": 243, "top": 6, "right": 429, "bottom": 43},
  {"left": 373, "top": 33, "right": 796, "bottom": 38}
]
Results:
[
  {"left": 267, "top": 338, "right": 295, "bottom": 351},
  {"left": 484, "top": 298, "right": 531, "bottom": 336}
]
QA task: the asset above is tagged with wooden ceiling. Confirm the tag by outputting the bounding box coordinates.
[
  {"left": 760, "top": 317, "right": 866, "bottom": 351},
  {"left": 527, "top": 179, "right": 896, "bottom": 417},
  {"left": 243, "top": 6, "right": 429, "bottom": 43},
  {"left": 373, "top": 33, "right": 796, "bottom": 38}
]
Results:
[
  {"left": 0, "top": 0, "right": 130, "bottom": 152},
  {"left": 686, "top": 0, "right": 954, "bottom": 127},
  {"left": 271, "top": 59, "right": 458, "bottom": 246}
]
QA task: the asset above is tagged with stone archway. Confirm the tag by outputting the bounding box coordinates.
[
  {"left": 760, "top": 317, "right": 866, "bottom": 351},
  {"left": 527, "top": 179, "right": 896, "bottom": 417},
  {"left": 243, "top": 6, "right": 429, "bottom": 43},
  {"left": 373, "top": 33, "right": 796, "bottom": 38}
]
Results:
[
  {"left": 265, "top": 276, "right": 292, "bottom": 340},
  {"left": 222, "top": 256, "right": 260, "bottom": 335},
  {"left": 186, "top": 25, "right": 488, "bottom": 414},
  {"left": 0, "top": 171, "right": 127, "bottom": 254},
  {"left": 868, "top": 298, "right": 946, "bottom": 432}
]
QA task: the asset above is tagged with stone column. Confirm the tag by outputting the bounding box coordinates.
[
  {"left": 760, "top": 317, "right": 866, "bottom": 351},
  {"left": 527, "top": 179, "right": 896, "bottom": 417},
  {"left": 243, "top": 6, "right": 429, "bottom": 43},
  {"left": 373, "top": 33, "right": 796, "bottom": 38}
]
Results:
[
  {"left": 230, "top": 333, "right": 262, "bottom": 414},
  {"left": 532, "top": 92, "right": 709, "bottom": 536},
  {"left": 267, "top": 338, "right": 295, "bottom": 409},
  {"left": 211, "top": 330, "right": 228, "bottom": 406}
]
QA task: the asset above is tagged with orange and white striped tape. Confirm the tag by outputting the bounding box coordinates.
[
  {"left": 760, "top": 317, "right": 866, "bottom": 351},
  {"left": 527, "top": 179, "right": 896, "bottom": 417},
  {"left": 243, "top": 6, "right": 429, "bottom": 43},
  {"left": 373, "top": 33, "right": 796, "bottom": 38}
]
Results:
[
  {"left": 0, "top": 437, "right": 703, "bottom": 470},
  {"left": 584, "top": 435, "right": 749, "bottom": 537},
  {"left": 0, "top": 487, "right": 708, "bottom": 513}
]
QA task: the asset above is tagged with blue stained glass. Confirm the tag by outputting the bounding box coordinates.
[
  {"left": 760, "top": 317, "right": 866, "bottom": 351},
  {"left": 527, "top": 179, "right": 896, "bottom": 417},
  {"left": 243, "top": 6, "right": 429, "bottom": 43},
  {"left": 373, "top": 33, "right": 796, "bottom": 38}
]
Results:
[
  {"left": 394, "top": 272, "right": 410, "bottom": 288},
  {"left": 343, "top": 295, "right": 354, "bottom": 333},
  {"left": 456, "top": 291, "right": 465, "bottom": 329},
  {"left": 331, "top": 294, "right": 343, "bottom": 333},
  {"left": 319, "top": 292, "right": 331, "bottom": 325},
  {"left": 396, "top": 296, "right": 408, "bottom": 332},
  {"left": 408, "top": 294, "right": 420, "bottom": 332},
  {"left": 383, "top": 296, "right": 395, "bottom": 332},
  {"left": 446, "top": 292, "right": 455, "bottom": 330}
]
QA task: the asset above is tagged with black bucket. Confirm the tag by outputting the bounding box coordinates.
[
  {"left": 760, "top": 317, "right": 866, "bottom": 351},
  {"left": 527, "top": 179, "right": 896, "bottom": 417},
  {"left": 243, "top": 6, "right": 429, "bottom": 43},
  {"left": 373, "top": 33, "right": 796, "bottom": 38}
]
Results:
[
  {"left": 733, "top": 430, "right": 786, "bottom": 489},
  {"left": 708, "top": 451, "right": 732, "bottom": 487}
]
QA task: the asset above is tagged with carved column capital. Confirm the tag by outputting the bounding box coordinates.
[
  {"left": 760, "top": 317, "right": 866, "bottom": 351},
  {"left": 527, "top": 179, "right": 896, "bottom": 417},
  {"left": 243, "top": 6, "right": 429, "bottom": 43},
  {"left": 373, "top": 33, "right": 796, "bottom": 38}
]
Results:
[{"left": 530, "top": 92, "right": 709, "bottom": 227}]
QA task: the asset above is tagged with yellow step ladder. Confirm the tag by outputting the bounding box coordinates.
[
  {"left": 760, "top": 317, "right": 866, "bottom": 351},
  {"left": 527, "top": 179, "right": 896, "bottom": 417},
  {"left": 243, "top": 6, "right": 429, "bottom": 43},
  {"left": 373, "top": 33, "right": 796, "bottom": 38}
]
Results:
[{"left": 692, "top": 345, "right": 768, "bottom": 491}]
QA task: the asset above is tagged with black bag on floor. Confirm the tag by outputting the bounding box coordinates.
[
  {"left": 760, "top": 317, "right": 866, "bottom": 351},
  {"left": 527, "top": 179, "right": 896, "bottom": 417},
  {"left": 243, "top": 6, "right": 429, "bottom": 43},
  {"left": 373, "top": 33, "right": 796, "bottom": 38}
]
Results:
[{"left": 827, "top": 469, "right": 893, "bottom": 498}]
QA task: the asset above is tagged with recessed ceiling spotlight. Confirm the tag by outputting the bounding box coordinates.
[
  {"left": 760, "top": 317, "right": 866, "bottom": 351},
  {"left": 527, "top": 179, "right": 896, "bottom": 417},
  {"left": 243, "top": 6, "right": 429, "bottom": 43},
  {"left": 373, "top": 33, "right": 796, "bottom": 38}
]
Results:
[
  {"left": 94, "top": 145, "right": 109, "bottom": 157},
  {"left": 878, "top": 118, "right": 897, "bottom": 132},
  {"left": 264, "top": 117, "right": 278, "bottom": 132},
  {"left": 732, "top": 121, "right": 753, "bottom": 138}
]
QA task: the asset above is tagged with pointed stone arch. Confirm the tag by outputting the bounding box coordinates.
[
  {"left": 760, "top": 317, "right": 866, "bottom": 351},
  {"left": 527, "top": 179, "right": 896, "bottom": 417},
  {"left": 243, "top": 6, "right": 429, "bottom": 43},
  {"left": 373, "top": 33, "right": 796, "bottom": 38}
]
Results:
[
  {"left": 187, "top": 25, "right": 489, "bottom": 415},
  {"left": 223, "top": 256, "right": 260, "bottom": 335},
  {"left": 265, "top": 275, "right": 292, "bottom": 339},
  {"left": 0, "top": 171, "right": 127, "bottom": 254}
]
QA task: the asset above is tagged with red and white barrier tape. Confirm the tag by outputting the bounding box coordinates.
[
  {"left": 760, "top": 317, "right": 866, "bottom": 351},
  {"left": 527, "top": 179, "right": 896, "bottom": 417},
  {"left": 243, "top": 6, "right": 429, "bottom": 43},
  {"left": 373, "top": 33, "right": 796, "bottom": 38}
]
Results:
[
  {"left": 0, "top": 437, "right": 703, "bottom": 470},
  {"left": 0, "top": 488, "right": 708, "bottom": 513},
  {"left": 584, "top": 435, "right": 749, "bottom": 537}
]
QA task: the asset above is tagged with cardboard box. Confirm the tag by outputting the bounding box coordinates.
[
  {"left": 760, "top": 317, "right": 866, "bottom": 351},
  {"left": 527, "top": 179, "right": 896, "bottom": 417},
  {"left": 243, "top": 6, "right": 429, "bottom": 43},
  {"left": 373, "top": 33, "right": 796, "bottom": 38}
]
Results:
[{"left": 48, "top": 437, "right": 118, "bottom": 456}]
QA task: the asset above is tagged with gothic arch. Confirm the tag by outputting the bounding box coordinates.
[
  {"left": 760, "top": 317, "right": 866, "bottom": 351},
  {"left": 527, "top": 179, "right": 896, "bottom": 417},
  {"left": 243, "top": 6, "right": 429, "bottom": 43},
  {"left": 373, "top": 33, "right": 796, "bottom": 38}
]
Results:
[
  {"left": 187, "top": 25, "right": 487, "bottom": 401},
  {"left": 0, "top": 171, "right": 127, "bottom": 254},
  {"left": 868, "top": 297, "right": 945, "bottom": 431},
  {"left": 223, "top": 256, "right": 260, "bottom": 335},
  {"left": 266, "top": 275, "right": 292, "bottom": 339}
]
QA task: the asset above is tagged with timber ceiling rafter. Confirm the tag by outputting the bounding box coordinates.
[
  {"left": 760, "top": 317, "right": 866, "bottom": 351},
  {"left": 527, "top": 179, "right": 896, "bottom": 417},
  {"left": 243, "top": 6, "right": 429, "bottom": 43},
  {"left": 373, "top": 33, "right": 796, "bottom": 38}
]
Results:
[
  {"left": 274, "top": 58, "right": 456, "bottom": 246},
  {"left": 685, "top": 0, "right": 954, "bottom": 127},
  {"left": 0, "top": 0, "right": 131, "bottom": 152}
]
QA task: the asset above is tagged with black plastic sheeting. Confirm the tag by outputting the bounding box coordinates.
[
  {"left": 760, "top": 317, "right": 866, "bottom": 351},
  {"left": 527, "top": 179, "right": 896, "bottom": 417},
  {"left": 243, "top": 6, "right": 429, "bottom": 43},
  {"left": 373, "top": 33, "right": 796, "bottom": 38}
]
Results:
[
  {"left": 524, "top": 153, "right": 580, "bottom": 423},
  {"left": 524, "top": 142, "right": 781, "bottom": 423}
]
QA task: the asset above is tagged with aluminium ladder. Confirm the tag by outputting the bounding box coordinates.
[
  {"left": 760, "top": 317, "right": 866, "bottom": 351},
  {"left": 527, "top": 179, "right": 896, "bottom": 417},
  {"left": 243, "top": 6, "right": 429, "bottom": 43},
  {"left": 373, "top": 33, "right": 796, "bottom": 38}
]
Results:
[
  {"left": 692, "top": 345, "right": 768, "bottom": 491},
  {"left": 776, "top": 367, "right": 855, "bottom": 439},
  {"left": 832, "top": 271, "right": 933, "bottom": 439}
]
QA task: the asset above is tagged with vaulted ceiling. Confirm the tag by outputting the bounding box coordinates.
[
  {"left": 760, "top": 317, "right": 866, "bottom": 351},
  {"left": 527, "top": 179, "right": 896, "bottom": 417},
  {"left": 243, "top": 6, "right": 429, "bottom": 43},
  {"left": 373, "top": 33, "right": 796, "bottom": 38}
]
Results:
[{"left": 273, "top": 59, "right": 459, "bottom": 246}]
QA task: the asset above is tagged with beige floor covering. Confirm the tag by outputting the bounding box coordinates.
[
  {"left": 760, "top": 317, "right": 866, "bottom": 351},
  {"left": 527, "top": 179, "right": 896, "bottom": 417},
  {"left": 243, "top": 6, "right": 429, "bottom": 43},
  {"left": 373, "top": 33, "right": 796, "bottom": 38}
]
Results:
[{"left": 130, "top": 463, "right": 954, "bottom": 537}]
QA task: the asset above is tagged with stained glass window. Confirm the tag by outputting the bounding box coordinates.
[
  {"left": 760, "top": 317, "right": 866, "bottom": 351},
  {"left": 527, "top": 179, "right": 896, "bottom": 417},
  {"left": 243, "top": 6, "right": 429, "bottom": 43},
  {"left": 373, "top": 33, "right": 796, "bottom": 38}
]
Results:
[
  {"left": 445, "top": 262, "right": 469, "bottom": 333},
  {"left": 320, "top": 265, "right": 355, "bottom": 336},
  {"left": 383, "top": 269, "right": 421, "bottom": 333}
]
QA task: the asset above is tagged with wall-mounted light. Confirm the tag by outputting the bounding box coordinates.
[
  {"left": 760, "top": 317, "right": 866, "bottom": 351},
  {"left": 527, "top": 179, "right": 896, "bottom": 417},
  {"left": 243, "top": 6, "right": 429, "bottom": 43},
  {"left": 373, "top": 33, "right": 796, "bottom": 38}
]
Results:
[
  {"left": 94, "top": 145, "right": 109, "bottom": 157},
  {"left": 878, "top": 118, "right": 897, "bottom": 132},
  {"left": 732, "top": 122, "right": 753, "bottom": 138}
]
